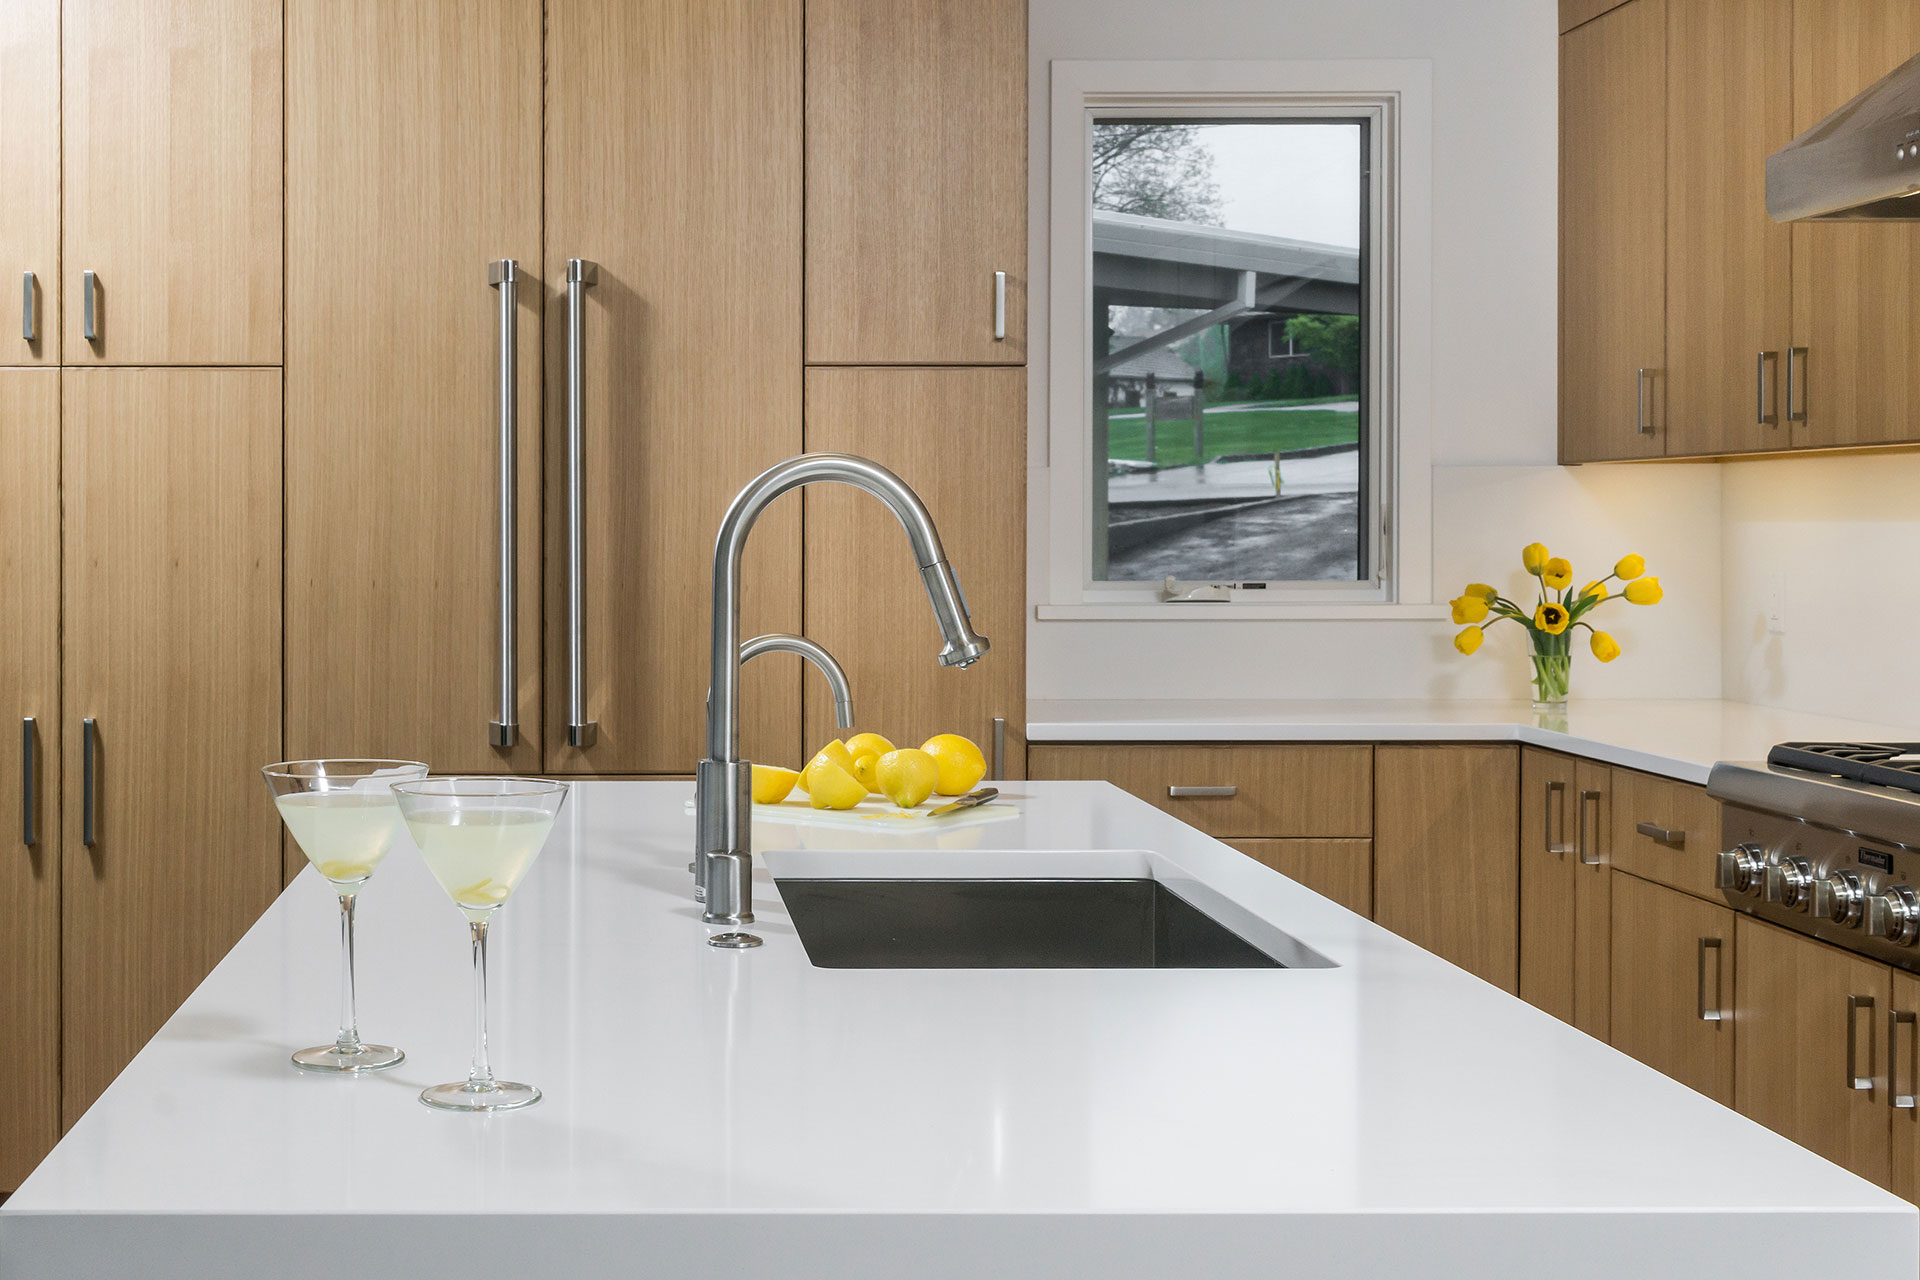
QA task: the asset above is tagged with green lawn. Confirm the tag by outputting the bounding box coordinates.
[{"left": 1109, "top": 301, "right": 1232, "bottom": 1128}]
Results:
[{"left": 1108, "top": 408, "right": 1358, "bottom": 469}]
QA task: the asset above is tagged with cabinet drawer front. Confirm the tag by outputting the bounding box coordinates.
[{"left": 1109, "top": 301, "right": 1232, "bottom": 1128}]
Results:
[
  {"left": 1224, "top": 839, "right": 1372, "bottom": 918},
  {"left": 1608, "top": 767, "right": 1720, "bottom": 900},
  {"left": 1026, "top": 744, "right": 1372, "bottom": 837}
]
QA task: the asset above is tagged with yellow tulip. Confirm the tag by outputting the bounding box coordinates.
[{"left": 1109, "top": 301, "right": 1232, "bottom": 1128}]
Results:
[
  {"left": 1534, "top": 602, "right": 1570, "bottom": 635},
  {"left": 1522, "top": 543, "right": 1550, "bottom": 575},
  {"left": 1624, "top": 576, "right": 1664, "bottom": 606},
  {"left": 1543, "top": 557, "right": 1572, "bottom": 590},
  {"left": 1454, "top": 626, "right": 1484, "bottom": 655},
  {"left": 1464, "top": 583, "right": 1498, "bottom": 603},
  {"left": 1615, "top": 553, "right": 1646, "bottom": 579},
  {"left": 1451, "top": 594, "right": 1489, "bottom": 624},
  {"left": 1590, "top": 630, "right": 1621, "bottom": 663},
  {"left": 1580, "top": 580, "right": 1608, "bottom": 601}
]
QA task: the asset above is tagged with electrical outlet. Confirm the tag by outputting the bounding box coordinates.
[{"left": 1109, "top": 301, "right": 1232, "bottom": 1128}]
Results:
[{"left": 1765, "top": 572, "right": 1786, "bottom": 637}]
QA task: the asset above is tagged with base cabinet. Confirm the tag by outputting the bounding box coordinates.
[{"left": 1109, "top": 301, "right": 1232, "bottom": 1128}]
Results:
[
  {"left": 1609, "top": 872, "right": 1734, "bottom": 1106},
  {"left": 1519, "top": 749, "right": 1611, "bottom": 1037},
  {"left": 1223, "top": 839, "right": 1372, "bottom": 918}
]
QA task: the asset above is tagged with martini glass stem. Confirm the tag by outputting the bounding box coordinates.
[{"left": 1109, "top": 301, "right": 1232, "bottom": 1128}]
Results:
[
  {"left": 335, "top": 892, "right": 363, "bottom": 1055},
  {"left": 468, "top": 917, "right": 495, "bottom": 1092}
]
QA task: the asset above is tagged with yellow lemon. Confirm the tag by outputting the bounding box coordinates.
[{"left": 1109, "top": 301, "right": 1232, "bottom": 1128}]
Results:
[
  {"left": 751, "top": 765, "right": 800, "bottom": 804},
  {"left": 921, "top": 733, "right": 986, "bottom": 796},
  {"left": 851, "top": 751, "right": 883, "bottom": 793},
  {"left": 806, "top": 757, "right": 866, "bottom": 810},
  {"left": 845, "top": 732, "right": 896, "bottom": 760},
  {"left": 875, "top": 748, "right": 938, "bottom": 808},
  {"left": 808, "top": 738, "right": 857, "bottom": 777}
]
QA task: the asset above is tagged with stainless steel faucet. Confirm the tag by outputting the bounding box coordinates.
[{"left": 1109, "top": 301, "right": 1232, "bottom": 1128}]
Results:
[
  {"left": 739, "top": 634, "right": 855, "bottom": 731},
  {"left": 696, "top": 454, "right": 988, "bottom": 946}
]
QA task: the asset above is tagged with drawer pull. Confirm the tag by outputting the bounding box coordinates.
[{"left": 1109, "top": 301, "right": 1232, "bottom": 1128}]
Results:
[
  {"left": 1635, "top": 821, "right": 1684, "bottom": 847},
  {"left": 1168, "top": 785, "right": 1236, "bottom": 798},
  {"left": 1577, "top": 789, "right": 1604, "bottom": 866},
  {"left": 1847, "top": 994, "right": 1875, "bottom": 1092},
  {"left": 1891, "top": 1009, "right": 1918, "bottom": 1110},
  {"left": 1696, "top": 936, "right": 1723, "bottom": 1023},
  {"left": 1545, "top": 780, "right": 1572, "bottom": 856}
]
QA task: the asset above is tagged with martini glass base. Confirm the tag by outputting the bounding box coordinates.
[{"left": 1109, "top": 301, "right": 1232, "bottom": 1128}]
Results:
[
  {"left": 292, "top": 1043, "right": 405, "bottom": 1073},
  {"left": 421, "top": 1080, "right": 542, "bottom": 1112}
]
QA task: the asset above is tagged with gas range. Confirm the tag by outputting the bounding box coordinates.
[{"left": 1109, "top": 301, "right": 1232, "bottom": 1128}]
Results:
[{"left": 1709, "top": 744, "right": 1920, "bottom": 973}]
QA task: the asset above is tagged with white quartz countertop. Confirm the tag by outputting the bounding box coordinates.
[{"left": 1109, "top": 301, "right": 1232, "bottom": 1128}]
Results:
[
  {"left": 1028, "top": 697, "right": 1917, "bottom": 784},
  {"left": 3, "top": 781, "right": 1912, "bottom": 1279}
]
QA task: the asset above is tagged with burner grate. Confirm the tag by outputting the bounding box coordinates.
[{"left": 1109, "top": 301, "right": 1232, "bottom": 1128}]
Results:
[{"left": 1770, "top": 742, "right": 1920, "bottom": 794}]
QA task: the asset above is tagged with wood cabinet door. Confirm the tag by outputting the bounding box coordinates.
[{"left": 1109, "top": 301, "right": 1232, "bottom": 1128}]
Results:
[
  {"left": 1373, "top": 745, "right": 1520, "bottom": 993},
  {"left": 1791, "top": 0, "right": 1920, "bottom": 448},
  {"left": 1519, "top": 750, "right": 1609, "bottom": 1035},
  {"left": 1224, "top": 839, "right": 1372, "bottom": 918},
  {"left": 801, "top": 368, "right": 1024, "bottom": 773},
  {"left": 62, "top": 0, "right": 281, "bottom": 365},
  {"left": 0, "top": 371, "right": 59, "bottom": 1189},
  {"left": 1025, "top": 744, "right": 1373, "bottom": 837},
  {"left": 543, "top": 0, "right": 803, "bottom": 775},
  {"left": 61, "top": 369, "right": 282, "bottom": 1123},
  {"left": 284, "top": 0, "right": 544, "bottom": 774},
  {"left": 1610, "top": 872, "right": 1734, "bottom": 1106},
  {"left": 1889, "top": 969, "right": 1920, "bottom": 1204},
  {"left": 805, "top": 0, "right": 1026, "bottom": 365},
  {"left": 0, "top": 0, "right": 59, "bottom": 366},
  {"left": 1559, "top": 0, "right": 1666, "bottom": 462},
  {"left": 1608, "top": 765, "right": 1721, "bottom": 901},
  {"left": 1662, "top": 0, "right": 1793, "bottom": 457},
  {"left": 1735, "top": 915, "right": 1892, "bottom": 1187}
]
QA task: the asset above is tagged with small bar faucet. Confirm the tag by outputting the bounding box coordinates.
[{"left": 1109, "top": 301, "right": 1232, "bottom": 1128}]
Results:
[
  {"left": 739, "top": 634, "right": 855, "bottom": 732},
  {"left": 697, "top": 454, "right": 988, "bottom": 945}
]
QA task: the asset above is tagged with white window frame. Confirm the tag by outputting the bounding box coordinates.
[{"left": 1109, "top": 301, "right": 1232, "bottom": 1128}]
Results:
[
  {"left": 1267, "top": 321, "right": 1296, "bottom": 360},
  {"left": 1040, "top": 59, "right": 1434, "bottom": 620}
]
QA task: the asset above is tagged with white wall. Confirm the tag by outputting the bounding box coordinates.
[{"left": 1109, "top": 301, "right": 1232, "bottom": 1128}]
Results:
[{"left": 1025, "top": 0, "right": 1726, "bottom": 703}]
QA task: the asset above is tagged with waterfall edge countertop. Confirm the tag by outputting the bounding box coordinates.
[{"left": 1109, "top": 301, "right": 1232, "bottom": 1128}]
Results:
[
  {"left": 2, "top": 781, "right": 1912, "bottom": 1279},
  {"left": 1027, "top": 697, "right": 1918, "bottom": 783}
]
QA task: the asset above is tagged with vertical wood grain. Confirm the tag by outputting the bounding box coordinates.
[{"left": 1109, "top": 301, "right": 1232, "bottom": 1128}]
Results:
[
  {"left": 0, "top": 0, "right": 60, "bottom": 365},
  {"left": 1519, "top": 748, "right": 1580, "bottom": 1022}
]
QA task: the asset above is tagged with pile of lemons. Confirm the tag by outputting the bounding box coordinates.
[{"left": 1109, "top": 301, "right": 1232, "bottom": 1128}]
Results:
[{"left": 751, "top": 732, "right": 986, "bottom": 811}]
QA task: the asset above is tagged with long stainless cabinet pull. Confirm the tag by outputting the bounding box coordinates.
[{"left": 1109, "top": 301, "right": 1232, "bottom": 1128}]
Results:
[
  {"left": 1696, "top": 937, "right": 1723, "bottom": 1023},
  {"left": 1577, "top": 788, "right": 1604, "bottom": 866},
  {"left": 993, "top": 271, "right": 1007, "bottom": 341},
  {"left": 20, "top": 718, "right": 35, "bottom": 846},
  {"left": 1168, "top": 785, "right": 1236, "bottom": 798},
  {"left": 1635, "top": 820, "right": 1684, "bottom": 846},
  {"left": 565, "top": 258, "right": 599, "bottom": 749},
  {"left": 82, "top": 718, "right": 97, "bottom": 847},
  {"left": 1787, "top": 346, "right": 1808, "bottom": 424},
  {"left": 21, "top": 271, "right": 35, "bottom": 342},
  {"left": 1892, "top": 1009, "right": 1918, "bottom": 1110},
  {"left": 82, "top": 270, "right": 97, "bottom": 341},
  {"left": 488, "top": 259, "right": 518, "bottom": 748},
  {"left": 1635, "top": 368, "right": 1653, "bottom": 435},
  {"left": 1848, "top": 994, "right": 1876, "bottom": 1091},
  {"left": 1756, "top": 351, "right": 1778, "bottom": 426},
  {"left": 1545, "top": 779, "right": 1572, "bottom": 855},
  {"left": 991, "top": 717, "right": 1006, "bottom": 780}
]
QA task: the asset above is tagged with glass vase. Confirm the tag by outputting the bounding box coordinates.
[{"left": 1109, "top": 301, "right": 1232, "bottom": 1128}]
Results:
[{"left": 1529, "top": 632, "right": 1572, "bottom": 711}]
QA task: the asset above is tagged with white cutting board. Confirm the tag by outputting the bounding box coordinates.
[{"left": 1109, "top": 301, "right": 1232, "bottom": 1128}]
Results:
[{"left": 682, "top": 793, "right": 1018, "bottom": 832}]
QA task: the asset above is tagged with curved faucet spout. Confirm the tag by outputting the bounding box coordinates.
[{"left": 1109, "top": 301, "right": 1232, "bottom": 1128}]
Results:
[{"left": 738, "top": 633, "right": 854, "bottom": 730}]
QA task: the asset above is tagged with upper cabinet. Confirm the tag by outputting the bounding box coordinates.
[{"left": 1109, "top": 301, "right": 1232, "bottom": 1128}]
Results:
[
  {"left": 1559, "top": 0, "right": 1920, "bottom": 460},
  {"left": 0, "top": 0, "right": 60, "bottom": 366},
  {"left": 63, "top": 0, "right": 282, "bottom": 365},
  {"left": 805, "top": 0, "right": 1026, "bottom": 365}
]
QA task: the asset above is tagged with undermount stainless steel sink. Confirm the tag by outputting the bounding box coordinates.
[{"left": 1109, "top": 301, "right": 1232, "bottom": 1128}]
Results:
[{"left": 774, "top": 874, "right": 1328, "bottom": 969}]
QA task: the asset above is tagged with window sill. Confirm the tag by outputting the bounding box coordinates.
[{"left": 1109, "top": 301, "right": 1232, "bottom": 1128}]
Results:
[{"left": 1034, "top": 602, "right": 1451, "bottom": 622}]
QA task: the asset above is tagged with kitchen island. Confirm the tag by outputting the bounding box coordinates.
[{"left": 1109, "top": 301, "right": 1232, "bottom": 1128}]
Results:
[{"left": 3, "top": 781, "right": 1912, "bottom": 1279}]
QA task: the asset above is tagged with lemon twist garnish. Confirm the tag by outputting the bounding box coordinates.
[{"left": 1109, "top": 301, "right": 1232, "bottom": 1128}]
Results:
[
  {"left": 454, "top": 878, "right": 511, "bottom": 905},
  {"left": 319, "top": 860, "right": 374, "bottom": 881}
]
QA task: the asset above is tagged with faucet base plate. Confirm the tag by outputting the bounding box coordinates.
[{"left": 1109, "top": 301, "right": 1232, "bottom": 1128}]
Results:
[{"left": 708, "top": 931, "right": 764, "bottom": 950}]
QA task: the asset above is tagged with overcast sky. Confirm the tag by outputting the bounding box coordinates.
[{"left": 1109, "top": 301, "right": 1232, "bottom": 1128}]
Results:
[{"left": 1205, "top": 122, "right": 1361, "bottom": 248}]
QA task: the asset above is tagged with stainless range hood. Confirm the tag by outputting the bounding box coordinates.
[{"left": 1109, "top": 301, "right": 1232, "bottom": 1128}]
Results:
[{"left": 1768, "top": 49, "right": 1920, "bottom": 221}]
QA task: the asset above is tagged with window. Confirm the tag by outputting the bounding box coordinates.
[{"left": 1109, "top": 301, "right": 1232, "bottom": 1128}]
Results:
[{"left": 1043, "top": 61, "right": 1434, "bottom": 616}]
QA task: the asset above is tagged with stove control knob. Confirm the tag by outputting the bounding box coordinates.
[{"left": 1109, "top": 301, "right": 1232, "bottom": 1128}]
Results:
[
  {"left": 1870, "top": 885, "right": 1920, "bottom": 946},
  {"left": 1815, "top": 869, "right": 1869, "bottom": 928},
  {"left": 1717, "top": 842, "right": 1768, "bottom": 896},
  {"left": 1770, "top": 854, "right": 1817, "bottom": 912}
]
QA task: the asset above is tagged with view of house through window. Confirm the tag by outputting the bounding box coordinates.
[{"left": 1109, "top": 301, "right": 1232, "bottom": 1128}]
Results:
[{"left": 1090, "top": 119, "right": 1369, "bottom": 585}]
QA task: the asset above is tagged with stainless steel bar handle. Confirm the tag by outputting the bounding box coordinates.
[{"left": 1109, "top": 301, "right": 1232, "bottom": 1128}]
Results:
[
  {"left": 21, "top": 271, "right": 35, "bottom": 343},
  {"left": 82, "top": 270, "right": 97, "bottom": 341},
  {"left": 1168, "top": 785, "right": 1235, "bottom": 798},
  {"left": 81, "top": 718, "right": 96, "bottom": 847},
  {"left": 1756, "top": 351, "right": 1778, "bottom": 426},
  {"left": 1787, "top": 346, "right": 1807, "bottom": 423},
  {"left": 20, "top": 718, "right": 35, "bottom": 847},
  {"left": 1635, "top": 368, "right": 1652, "bottom": 435},
  {"left": 565, "top": 258, "right": 599, "bottom": 749},
  {"left": 1892, "top": 1009, "right": 1918, "bottom": 1110},
  {"left": 1696, "top": 936, "right": 1723, "bottom": 1023},
  {"left": 1848, "top": 994, "right": 1876, "bottom": 1091},
  {"left": 1545, "top": 779, "right": 1572, "bottom": 855},
  {"left": 993, "top": 271, "right": 1006, "bottom": 341},
  {"left": 1577, "top": 788, "right": 1604, "bottom": 866},
  {"left": 991, "top": 716, "right": 1005, "bottom": 779},
  {"left": 1635, "top": 820, "right": 1684, "bottom": 846},
  {"left": 487, "top": 259, "right": 519, "bottom": 748}
]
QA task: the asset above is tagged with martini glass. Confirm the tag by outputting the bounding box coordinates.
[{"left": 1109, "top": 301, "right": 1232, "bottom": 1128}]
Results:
[
  {"left": 392, "top": 776, "right": 567, "bottom": 1112},
  {"left": 262, "top": 759, "right": 428, "bottom": 1072}
]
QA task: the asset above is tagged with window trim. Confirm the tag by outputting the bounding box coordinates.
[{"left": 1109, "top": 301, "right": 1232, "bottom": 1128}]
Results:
[{"left": 1041, "top": 59, "right": 1434, "bottom": 617}]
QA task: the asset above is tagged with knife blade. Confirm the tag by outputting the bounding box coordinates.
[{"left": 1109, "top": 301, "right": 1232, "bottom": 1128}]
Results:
[{"left": 923, "top": 787, "right": 999, "bottom": 818}]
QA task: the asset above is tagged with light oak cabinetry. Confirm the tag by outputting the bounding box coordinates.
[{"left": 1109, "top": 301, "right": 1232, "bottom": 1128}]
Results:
[
  {"left": 60, "top": 369, "right": 282, "bottom": 1122},
  {"left": 1609, "top": 871, "right": 1735, "bottom": 1105},
  {"left": 1519, "top": 749, "right": 1611, "bottom": 1038},
  {"left": 1608, "top": 765, "right": 1721, "bottom": 899},
  {"left": 62, "top": 0, "right": 281, "bottom": 365},
  {"left": 0, "top": 371, "right": 61, "bottom": 1189},
  {"left": 1890, "top": 970, "right": 1920, "bottom": 1204},
  {"left": 805, "top": 0, "right": 1026, "bottom": 365},
  {"left": 1224, "top": 839, "right": 1372, "bottom": 918},
  {"left": 1373, "top": 745, "right": 1520, "bottom": 992},
  {"left": 0, "top": 0, "right": 59, "bottom": 365}
]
